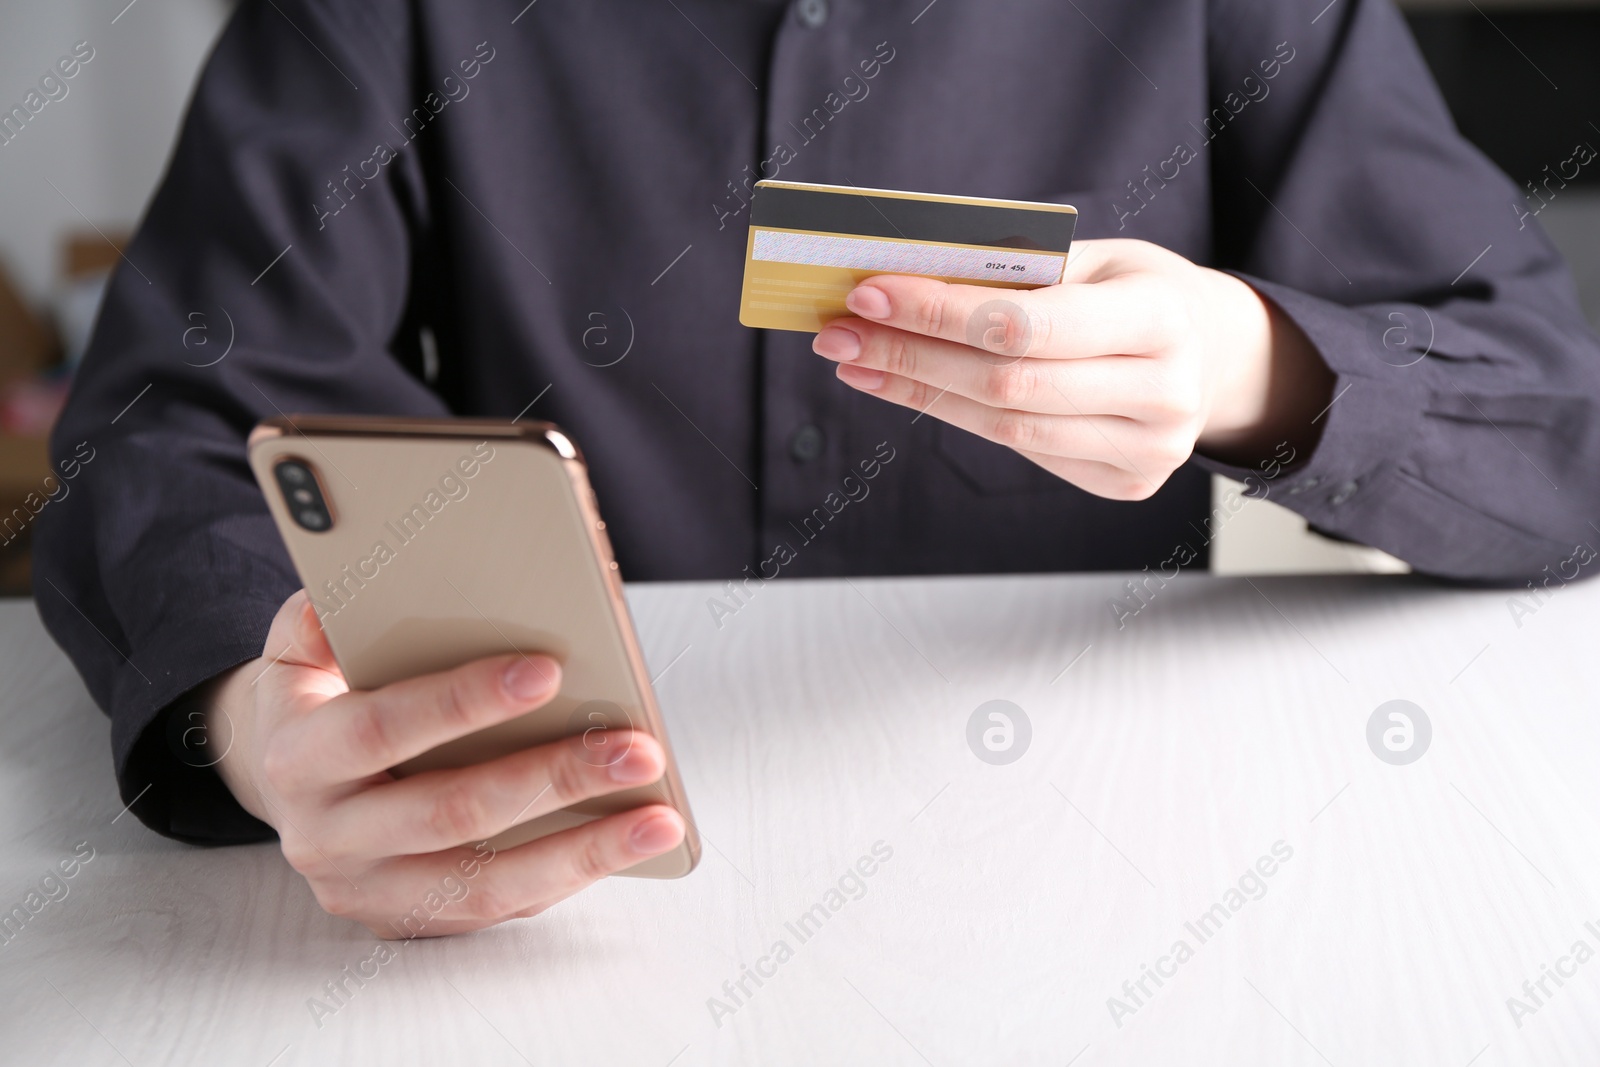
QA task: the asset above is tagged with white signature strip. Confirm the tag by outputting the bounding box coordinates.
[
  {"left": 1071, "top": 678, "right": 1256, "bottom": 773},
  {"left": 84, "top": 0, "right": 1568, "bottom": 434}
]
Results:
[{"left": 751, "top": 229, "right": 1066, "bottom": 285}]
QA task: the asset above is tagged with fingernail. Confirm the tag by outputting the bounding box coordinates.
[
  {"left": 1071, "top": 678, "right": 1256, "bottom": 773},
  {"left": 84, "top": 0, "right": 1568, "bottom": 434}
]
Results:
[
  {"left": 608, "top": 742, "right": 661, "bottom": 784},
  {"left": 813, "top": 326, "right": 861, "bottom": 361},
  {"left": 836, "top": 364, "right": 885, "bottom": 390},
  {"left": 504, "top": 657, "right": 557, "bottom": 701},
  {"left": 845, "top": 285, "right": 891, "bottom": 319},
  {"left": 629, "top": 812, "right": 683, "bottom": 854}
]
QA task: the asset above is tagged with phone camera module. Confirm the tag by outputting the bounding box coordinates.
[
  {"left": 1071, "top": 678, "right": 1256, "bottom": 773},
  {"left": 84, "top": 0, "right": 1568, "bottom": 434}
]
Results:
[{"left": 274, "top": 459, "right": 333, "bottom": 532}]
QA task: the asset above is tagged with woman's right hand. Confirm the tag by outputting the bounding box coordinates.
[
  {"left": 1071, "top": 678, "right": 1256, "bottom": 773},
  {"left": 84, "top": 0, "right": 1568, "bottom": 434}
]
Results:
[{"left": 203, "top": 591, "right": 686, "bottom": 938}]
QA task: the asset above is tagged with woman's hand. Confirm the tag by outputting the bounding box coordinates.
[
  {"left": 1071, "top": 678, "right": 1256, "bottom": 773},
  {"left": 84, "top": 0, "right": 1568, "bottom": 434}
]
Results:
[
  {"left": 203, "top": 591, "right": 686, "bottom": 938},
  {"left": 812, "top": 238, "right": 1334, "bottom": 497}
]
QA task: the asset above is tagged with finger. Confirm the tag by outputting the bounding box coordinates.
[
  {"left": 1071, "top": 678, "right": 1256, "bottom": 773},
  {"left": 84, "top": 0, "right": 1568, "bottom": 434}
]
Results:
[
  {"left": 261, "top": 591, "right": 340, "bottom": 674},
  {"left": 1057, "top": 238, "right": 1115, "bottom": 284},
  {"left": 816, "top": 319, "right": 1159, "bottom": 418},
  {"left": 325, "top": 730, "right": 666, "bottom": 857},
  {"left": 844, "top": 271, "right": 1173, "bottom": 359},
  {"left": 835, "top": 362, "right": 1180, "bottom": 476},
  {"left": 363, "top": 805, "right": 686, "bottom": 927},
  {"left": 286, "top": 653, "right": 564, "bottom": 787},
  {"left": 504, "top": 889, "right": 580, "bottom": 920},
  {"left": 1013, "top": 448, "right": 1166, "bottom": 501},
  {"left": 368, "top": 887, "right": 585, "bottom": 939}
]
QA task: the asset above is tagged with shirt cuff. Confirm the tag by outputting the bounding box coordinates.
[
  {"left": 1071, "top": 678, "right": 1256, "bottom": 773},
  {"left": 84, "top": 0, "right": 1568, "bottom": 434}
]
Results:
[
  {"left": 113, "top": 596, "right": 282, "bottom": 845},
  {"left": 1191, "top": 273, "right": 1575, "bottom": 581}
]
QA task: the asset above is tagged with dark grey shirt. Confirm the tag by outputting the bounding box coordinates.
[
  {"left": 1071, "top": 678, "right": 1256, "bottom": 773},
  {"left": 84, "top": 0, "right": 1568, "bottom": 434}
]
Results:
[{"left": 37, "top": 0, "right": 1600, "bottom": 840}]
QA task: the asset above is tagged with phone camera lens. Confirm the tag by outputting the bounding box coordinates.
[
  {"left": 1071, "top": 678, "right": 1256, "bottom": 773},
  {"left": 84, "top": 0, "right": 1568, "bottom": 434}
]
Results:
[{"left": 275, "top": 459, "right": 332, "bottom": 532}]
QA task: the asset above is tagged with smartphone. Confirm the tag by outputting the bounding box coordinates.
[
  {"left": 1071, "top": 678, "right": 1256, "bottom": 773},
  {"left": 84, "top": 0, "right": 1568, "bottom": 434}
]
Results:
[{"left": 247, "top": 415, "right": 700, "bottom": 878}]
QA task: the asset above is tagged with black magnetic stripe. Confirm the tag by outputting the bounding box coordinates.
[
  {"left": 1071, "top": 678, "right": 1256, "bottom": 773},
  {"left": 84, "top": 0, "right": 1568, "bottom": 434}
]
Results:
[{"left": 749, "top": 186, "right": 1077, "bottom": 252}]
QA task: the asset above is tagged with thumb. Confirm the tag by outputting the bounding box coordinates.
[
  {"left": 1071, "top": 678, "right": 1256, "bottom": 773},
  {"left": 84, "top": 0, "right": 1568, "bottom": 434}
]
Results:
[{"left": 262, "top": 590, "right": 341, "bottom": 675}]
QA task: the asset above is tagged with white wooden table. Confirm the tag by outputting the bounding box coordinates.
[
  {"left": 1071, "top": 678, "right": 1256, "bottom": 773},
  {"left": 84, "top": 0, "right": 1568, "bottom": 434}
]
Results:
[{"left": 3, "top": 571, "right": 1599, "bottom": 1066}]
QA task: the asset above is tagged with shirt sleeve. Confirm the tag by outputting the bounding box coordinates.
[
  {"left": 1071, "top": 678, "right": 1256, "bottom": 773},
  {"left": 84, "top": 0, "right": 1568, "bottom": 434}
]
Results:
[
  {"left": 1193, "top": 0, "right": 1600, "bottom": 582},
  {"left": 34, "top": 0, "right": 449, "bottom": 843}
]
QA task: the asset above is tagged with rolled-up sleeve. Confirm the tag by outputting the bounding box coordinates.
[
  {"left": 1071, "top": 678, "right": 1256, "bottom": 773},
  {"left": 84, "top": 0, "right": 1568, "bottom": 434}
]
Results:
[
  {"left": 1195, "top": 0, "right": 1600, "bottom": 581},
  {"left": 34, "top": 0, "right": 447, "bottom": 842}
]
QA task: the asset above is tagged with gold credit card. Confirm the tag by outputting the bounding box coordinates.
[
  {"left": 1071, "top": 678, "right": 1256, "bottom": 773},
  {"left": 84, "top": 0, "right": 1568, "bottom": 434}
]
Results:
[{"left": 738, "top": 180, "right": 1078, "bottom": 333}]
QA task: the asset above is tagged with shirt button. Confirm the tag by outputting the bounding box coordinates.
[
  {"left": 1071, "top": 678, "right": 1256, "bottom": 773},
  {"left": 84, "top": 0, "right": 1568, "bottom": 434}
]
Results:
[
  {"left": 1328, "top": 480, "right": 1359, "bottom": 506},
  {"left": 795, "top": 0, "right": 829, "bottom": 29},
  {"left": 790, "top": 424, "right": 824, "bottom": 462},
  {"left": 1287, "top": 476, "right": 1321, "bottom": 496}
]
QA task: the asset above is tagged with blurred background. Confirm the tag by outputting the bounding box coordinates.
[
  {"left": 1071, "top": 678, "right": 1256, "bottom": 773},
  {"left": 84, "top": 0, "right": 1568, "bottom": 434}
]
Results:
[{"left": 0, "top": 0, "right": 1596, "bottom": 592}]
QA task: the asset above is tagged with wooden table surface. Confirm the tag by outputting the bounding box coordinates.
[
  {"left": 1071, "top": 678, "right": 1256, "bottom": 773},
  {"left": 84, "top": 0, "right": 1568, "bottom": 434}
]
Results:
[{"left": 3, "top": 570, "right": 1599, "bottom": 1066}]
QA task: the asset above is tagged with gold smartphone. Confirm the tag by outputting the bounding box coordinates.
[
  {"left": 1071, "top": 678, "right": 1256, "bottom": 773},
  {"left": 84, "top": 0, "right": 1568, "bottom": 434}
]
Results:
[{"left": 247, "top": 415, "right": 700, "bottom": 878}]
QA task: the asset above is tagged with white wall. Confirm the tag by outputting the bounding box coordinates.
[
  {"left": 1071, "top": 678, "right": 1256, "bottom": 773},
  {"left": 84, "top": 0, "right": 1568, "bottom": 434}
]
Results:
[{"left": 0, "top": 0, "right": 230, "bottom": 305}]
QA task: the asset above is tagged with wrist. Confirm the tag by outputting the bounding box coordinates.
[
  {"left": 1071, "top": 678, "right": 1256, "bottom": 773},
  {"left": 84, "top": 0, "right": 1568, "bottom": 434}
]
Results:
[
  {"left": 1196, "top": 269, "right": 1332, "bottom": 465},
  {"left": 203, "top": 660, "right": 270, "bottom": 824}
]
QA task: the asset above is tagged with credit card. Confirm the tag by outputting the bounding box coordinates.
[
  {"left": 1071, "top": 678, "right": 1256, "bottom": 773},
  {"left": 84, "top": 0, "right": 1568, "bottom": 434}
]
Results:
[{"left": 738, "top": 180, "right": 1077, "bottom": 333}]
